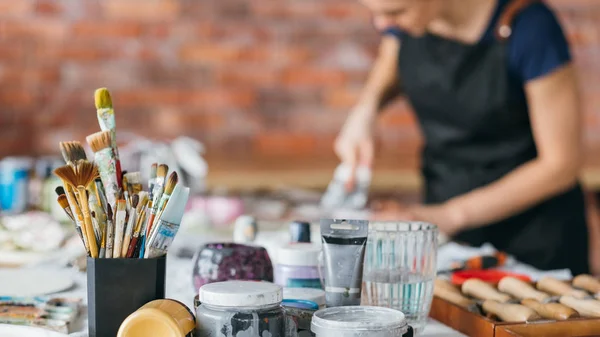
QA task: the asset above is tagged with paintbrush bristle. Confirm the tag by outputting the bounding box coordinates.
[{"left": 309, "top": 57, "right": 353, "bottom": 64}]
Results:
[
  {"left": 117, "top": 199, "right": 126, "bottom": 211},
  {"left": 164, "top": 172, "right": 178, "bottom": 195},
  {"left": 137, "top": 192, "right": 149, "bottom": 212},
  {"left": 123, "top": 176, "right": 129, "bottom": 189},
  {"left": 86, "top": 131, "right": 112, "bottom": 153},
  {"left": 95, "top": 88, "right": 113, "bottom": 109},
  {"left": 157, "top": 164, "right": 168, "bottom": 179},
  {"left": 132, "top": 194, "right": 140, "bottom": 209},
  {"left": 124, "top": 172, "right": 142, "bottom": 184},
  {"left": 57, "top": 195, "right": 70, "bottom": 208},
  {"left": 55, "top": 186, "right": 65, "bottom": 196},
  {"left": 150, "top": 163, "right": 157, "bottom": 179},
  {"left": 54, "top": 162, "right": 99, "bottom": 188},
  {"left": 59, "top": 141, "right": 87, "bottom": 164}
]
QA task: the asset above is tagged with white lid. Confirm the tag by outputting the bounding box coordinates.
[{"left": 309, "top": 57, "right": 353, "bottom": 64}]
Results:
[
  {"left": 199, "top": 281, "right": 282, "bottom": 307},
  {"left": 283, "top": 288, "right": 325, "bottom": 306},
  {"left": 311, "top": 306, "right": 407, "bottom": 335},
  {"left": 277, "top": 243, "right": 321, "bottom": 266}
]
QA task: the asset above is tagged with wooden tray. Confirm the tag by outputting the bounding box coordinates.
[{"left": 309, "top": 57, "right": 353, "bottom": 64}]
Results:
[{"left": 430, "top": 296, "right": 600, "bottom": 337}]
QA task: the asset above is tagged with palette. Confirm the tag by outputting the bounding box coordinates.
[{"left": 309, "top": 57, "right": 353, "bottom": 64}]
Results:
[{"left": 0, "top": 270, "right": 73, "bottom": 297}]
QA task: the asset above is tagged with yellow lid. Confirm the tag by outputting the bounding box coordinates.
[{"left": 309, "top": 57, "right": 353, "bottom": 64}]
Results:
[{"left": 117, "top": 308, "right": 184, "bottom": 337}]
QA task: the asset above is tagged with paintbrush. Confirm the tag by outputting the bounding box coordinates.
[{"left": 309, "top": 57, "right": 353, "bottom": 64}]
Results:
[
  {"left": 122, "top": 175, "right": 130, "bottom": 209},
  {"left": 126, "top": 204, "right": 148, "bottom": 258},
  {"left": 54, "top": 161, "right": 100, "bottom": 258},
  {"left": 59, "top": 141, "right": 87, "bottom": 165},
  {"left": 148, "top": 163, "right": 157, "bottom": 200},
  {"left": 91, "top": 211, "right": 101, "bottom": 245},
  {"left": 105, "top": 204, "right": 114, "bottom": 259},
  {"left": 54, "top": 168, "right": 89, "bottom": 255},
  {"left": 113, "top": 200, "right": 127, "bottom": 258},
  {"left": 146, "top": 164, "right": 168, "bottom": 241},
  {"left": 122, "top": 193, "right": 142, "bottom": 258},
  {"left": 149, "top": 172, "right": 178, "bottom": 242},
  {"left": 95, "top": 87, "right": 122, "bottom": 189},
  {"left": 87, "top": 131, "right": 120, "bottom": 210},
  {"left": 56, "top": 195, "right": 75, "bottom": 222},
  {"left": 57, "top": 194, "right": 87, "bottom": 253},
  {"left": 146, "top": 184, "right": 190, "bottom": 258},
  {"left": 54, "top": 186, "right": 65, "bottom": 197},
  {"left": 124, "top": 172, "right": 142, "bottom": 200}
]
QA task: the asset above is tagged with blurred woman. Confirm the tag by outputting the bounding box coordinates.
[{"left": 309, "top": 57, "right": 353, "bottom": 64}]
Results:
[{"left": 335, "top": 0, "right": 590, "bottom": 274}]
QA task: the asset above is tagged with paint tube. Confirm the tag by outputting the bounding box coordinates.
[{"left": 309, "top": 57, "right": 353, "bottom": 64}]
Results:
[
  {"left": 145, "top": 185, "right": 190, "bottom": 258},
  {"left": 320, "top": 219, "right": 368, "bottom": 307}
]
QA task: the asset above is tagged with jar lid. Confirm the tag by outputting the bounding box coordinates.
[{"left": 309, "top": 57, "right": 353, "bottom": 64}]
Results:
[
  {"left": 311, "top": 306, "right": 408, "bottom": 335},
  {"left": 284, "top": 288, "right": 325, "bottom": 307},
  {"left": 117, "top": 308, "right": 182, "bottom": 337},
  {"left": 277, "top": 243, "right": 321, "bottom": 266},
  {"left": 199, "top": 281, "right": 282, "bottom": 307}
]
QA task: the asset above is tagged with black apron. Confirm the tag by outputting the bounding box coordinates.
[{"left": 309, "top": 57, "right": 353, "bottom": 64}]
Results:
[{"left": 398, "top": 0, "right": 589, "bottom": 274}]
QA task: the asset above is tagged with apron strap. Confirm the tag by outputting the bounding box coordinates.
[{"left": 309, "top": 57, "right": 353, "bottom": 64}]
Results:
[{"left": 495, "top": 0, "right": 540, "bottom": 41}]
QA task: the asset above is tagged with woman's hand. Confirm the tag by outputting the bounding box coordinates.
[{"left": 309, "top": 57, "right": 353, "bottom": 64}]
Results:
[
  {"left": 372, "top": 201, "right": 465, "bottom": 236},
  {"left": 334, "top": 106, "right": 377, "bottom": 189}
]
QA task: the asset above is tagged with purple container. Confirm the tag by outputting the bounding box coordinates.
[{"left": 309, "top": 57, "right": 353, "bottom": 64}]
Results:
[
  {"left": 192, "top": 243, "right": 273, "bottom": 293},
  {"left": 274, "top": 243, "right": 322, "bottom": 289}
]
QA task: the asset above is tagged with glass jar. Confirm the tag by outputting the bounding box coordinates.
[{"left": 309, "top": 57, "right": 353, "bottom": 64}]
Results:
[
  {"left": 274, "top": 243, "right": 321, "bottom": 289},
  {"left": 196, "top": 281, "right": 292, "bottom": 337}
]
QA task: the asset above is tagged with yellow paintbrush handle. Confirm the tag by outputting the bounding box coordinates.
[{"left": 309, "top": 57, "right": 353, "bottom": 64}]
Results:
[{"left": 78, "top": 186, "right": 99, "bottom": 258}]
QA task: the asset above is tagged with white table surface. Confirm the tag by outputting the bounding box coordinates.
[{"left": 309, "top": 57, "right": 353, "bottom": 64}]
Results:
[{"left": 52, "top": 255, "right": 466, "bottom": 337}]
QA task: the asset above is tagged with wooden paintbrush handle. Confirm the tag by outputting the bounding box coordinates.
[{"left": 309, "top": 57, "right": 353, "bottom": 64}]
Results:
[
  {"left": 435, "top": 278, "right": 461, "bottom": 294},
  {"left": 537, "top": 277, "right": 589, "bottom": 299},
  {"left": 462, "top": 278, "right": 512, "bottom": 303},
  {"left": 482, "top": 300, "right": 541, "bottom": 322},
  {"left": 498, "top": 277, "right": 549, "bottom": 302},
  {"left": 521, "top": 298, "right": 578, "bottom": 320},
  {"left": 434, "top": 283, "right": 476, "bottom": 310},
  {"left": 559, "top": 296, "right": 600, "bottom": 317},
  {"left": 77, "top": 186, "right": 99, "bottom": 258},
  {"left": 573, "top": 275, "right": 600, "bottom": 295}
]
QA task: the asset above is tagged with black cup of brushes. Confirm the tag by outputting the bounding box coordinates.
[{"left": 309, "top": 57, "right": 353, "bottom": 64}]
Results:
[{"left": 87, "top": 255, "right": 166, "bottom": 337}]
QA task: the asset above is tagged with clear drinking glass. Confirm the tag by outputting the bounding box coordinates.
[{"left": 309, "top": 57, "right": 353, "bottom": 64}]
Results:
[{"left": 361, "top": 222, "right": 438, "bottom": 336}]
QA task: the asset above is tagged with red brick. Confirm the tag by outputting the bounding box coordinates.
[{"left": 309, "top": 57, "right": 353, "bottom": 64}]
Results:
[
  {"left": 102, "top": 0, "right": 180, "bottom": 20},
  {"left": 216, "top": 67, "right": 280, "bottom": 87},
  {"left": 0, "top": 1, "right": 32, "bottom": 17},
  {"left": 324, "top": 88, "right": 361, "bottom": 109},
  {"left": 0, "top": 20, "right": 68, "bottom": 40},
  {"left": 57, "top": 44, "right": 123, "bottom": 61},
  {"left": 282, "top": 68, "right": 347, "bottom": 86},
  {"left": 72, "top": 22, "right": 143, "bottom": 39},
  {"left": 35, "top": 0, "right": 62, "bottom": 15},
  {"left": 179, "top": 44, "right": 271, "bottom": 64},
  {"left": 0, "top": 90, "right": 37, "bottom": 108},
  {"left": 254, "top": 133, "right": 318, "bottom": 155}
]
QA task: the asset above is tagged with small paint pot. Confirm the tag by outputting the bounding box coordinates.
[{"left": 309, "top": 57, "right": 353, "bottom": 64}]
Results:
[{"left": 117, "top": 299, "right": 195, "bottom": 337}]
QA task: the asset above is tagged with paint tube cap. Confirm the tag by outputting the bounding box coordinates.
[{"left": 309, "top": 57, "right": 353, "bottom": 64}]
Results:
[
  {"left": 199, "top": 281, "right": 282, "bottom": 308},
  {"left": 284, "top": 288, "right": 325, "bottom": 307},
  {"left": 311, "top": 306, "right": 408, "bottom": 335},
  {"left": 277, "top": 243, "right": 321, "bottom": 266}
]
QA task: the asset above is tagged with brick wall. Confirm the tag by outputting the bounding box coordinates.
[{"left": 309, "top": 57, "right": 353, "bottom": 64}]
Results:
[{"left": 0, "top": 0, "right": 599, "bottom": 163}]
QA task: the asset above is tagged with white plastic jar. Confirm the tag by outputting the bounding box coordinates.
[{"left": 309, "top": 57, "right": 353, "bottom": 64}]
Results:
[{"left": 311, "top": 306, "right": 413, "bottom": 337}]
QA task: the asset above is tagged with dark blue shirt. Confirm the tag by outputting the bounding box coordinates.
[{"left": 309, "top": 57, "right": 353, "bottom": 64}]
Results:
[{"left": 385, "top": 0, "right": 571, "bottom": 84}]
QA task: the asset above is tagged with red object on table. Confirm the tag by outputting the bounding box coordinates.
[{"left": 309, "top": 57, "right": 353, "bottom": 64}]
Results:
[{"left": 451, "top": 270, "right": 531, "bottom": 286}]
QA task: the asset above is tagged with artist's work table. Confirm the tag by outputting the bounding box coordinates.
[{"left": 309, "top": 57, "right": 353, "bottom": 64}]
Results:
[
  {"left": 56, "top": 256, "right": 466, "bottom": 337},
  {"left": 204, "top": 154, "right": 600, "bottom": 191}
]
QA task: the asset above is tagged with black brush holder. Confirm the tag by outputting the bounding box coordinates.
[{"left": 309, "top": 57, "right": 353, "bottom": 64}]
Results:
[{"left": 87, "top": 255, "right": 166, "bottom": 337}]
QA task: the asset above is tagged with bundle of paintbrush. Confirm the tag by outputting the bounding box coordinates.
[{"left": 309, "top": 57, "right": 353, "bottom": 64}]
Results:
[{"left": 53, "top": 87, "right": 190, "bottom": 259}]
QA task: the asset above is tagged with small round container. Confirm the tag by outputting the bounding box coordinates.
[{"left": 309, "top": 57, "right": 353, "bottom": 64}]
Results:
[
  {"left": 311, "top": 306, "right": 413, "bottom": 337},
  {"left": 118, "top": 299, "right": 196, "bottom": 337},
  {"left": 196, "top": 281, "right": 291, "bottom": 337},
  {"left": 274, "top": 243, "right": 321, "bottom": 289},
  {"left": 284, "top": 288, "right": 325, "bottom": 308},
  {"left": 290, "top": 221, "right": 311, "bottom": 243}
]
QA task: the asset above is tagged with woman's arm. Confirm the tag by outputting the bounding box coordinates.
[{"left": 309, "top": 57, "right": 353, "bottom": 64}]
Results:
[
  {"left": 334, "top": 36, "right": 400, "bottom": 169},
  {"left": 410, "top": 64, "right": 583, "bottom": 234}
]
